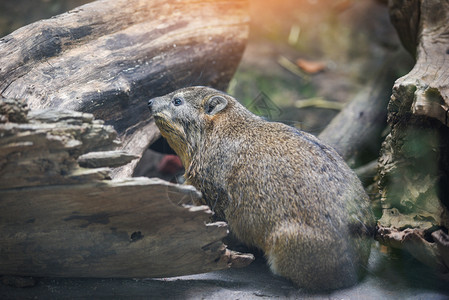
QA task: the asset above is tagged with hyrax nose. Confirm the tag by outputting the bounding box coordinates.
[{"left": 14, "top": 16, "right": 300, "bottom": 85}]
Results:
[{"left": 148, "top": 99, "right": 154, "bottom": 112}]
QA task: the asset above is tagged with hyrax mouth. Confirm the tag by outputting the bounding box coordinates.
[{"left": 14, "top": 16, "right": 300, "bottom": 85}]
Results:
[
  {"left": 152, "top": 113, "right": 165, "bottom": 123},
  {"left": 153, "top": 114, "right": 171, "bottom": 132},
  {"left": 152, "top": 112, "right": 190, "bottom": 169},
  {"left": 152, "top": 111, "right": 170, "bottom": 126},
  {"left": 153, "top": 113, "right": 183, "bottom": 140}
]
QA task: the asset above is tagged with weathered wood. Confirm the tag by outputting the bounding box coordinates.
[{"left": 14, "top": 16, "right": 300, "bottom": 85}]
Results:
[
  {"left": 0, "top": 99, "right": 254, "bottom": 278},
  {"left": 0, "top": 178, "right": 244, "bottom": 278},
  {"left": 0, "top": 0, "right": 249, "bottom": 178},
  {"left": 0, "top": 97, "right": 29, "bottom": 123},
  {"left": 377, "top": 0, "right": 449, "bottom": 279},
  {"left": 0, "top": 108, "right": 118, "bottom": 189},
  {"left": 78, "top": 151, "right": 139, "bottom": 168}
]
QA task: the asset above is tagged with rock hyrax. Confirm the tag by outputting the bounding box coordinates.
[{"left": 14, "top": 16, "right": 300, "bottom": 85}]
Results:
[{"left": 148, "top": 86, "right": 374, "bottom": 290}]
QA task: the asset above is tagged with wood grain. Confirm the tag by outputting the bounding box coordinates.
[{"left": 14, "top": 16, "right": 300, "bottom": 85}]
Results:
[
  {"left": 0, "top": 99, "right": 254, "bottom": 278},
  {"left": 0, "top": 0, "right": 249, "bottom": 178}
]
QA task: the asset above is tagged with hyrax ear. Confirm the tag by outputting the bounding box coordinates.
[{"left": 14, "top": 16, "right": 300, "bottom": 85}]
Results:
[{"left": 204, "top": 95, "right": 228, "bottom": 115}]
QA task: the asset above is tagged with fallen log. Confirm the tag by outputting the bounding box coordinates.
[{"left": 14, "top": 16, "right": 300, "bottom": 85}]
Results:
[
  {"left": 0, "top": 0, "right": 249, "bottom": 178},
  {"left": 0, "top": 98, "right": 254, "bottom": 278},
  {"left": 377, "top": 0, "right": 449, "bottom": 279}
]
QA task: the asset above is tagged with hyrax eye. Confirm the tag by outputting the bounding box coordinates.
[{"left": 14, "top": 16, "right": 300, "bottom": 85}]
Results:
[{"left": 172, "top": 97, "right": 184, "bottom": 106}]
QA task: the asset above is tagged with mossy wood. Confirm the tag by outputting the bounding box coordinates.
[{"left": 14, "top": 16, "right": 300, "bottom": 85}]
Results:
[
  {"left": 0, "top": 0, "right": 249, "bottom": 178},
  {"left": 0, "top": 99, "right": 254, "bottom": 278},
  {"left": 377, "top": 0, "right": 449, "bottom": 279}
]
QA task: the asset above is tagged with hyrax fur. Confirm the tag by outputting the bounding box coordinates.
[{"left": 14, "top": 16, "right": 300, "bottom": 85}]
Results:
[{"left": 148, "top": 86, "right": 374, "bottom": 291}]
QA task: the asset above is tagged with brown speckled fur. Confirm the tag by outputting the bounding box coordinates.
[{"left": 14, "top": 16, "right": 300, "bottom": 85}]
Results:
[{"left": 148, "top": 86, "right": 375, "bottom": 291}]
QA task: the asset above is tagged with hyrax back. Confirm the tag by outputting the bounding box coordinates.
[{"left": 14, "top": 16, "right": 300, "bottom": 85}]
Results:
[{"left": 148, "top": 86, "right": 374, "bottom": 291}]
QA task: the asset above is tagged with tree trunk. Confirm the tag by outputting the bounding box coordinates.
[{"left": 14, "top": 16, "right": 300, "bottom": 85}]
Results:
[
  {"left": 376, "top": 0, "right": 449, "bottom": 279},
  {"left": 0, "top": 0, "right": 249, "bottom": 178}
]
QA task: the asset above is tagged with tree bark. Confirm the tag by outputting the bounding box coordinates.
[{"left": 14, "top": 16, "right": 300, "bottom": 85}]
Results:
[
  {"left": 377, "top": 0, "right": 449, "bottom": 279},
  {"left": 0, "top": 98, "right": 254, "bottom": 278},
  {"left": 0, "top": 0, "right": 249, "bottom": 178}
]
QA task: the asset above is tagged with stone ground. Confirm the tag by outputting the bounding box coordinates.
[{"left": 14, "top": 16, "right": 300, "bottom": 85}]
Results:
[{"left": 1, "top": 245, "right": 449, "bottom": 299}]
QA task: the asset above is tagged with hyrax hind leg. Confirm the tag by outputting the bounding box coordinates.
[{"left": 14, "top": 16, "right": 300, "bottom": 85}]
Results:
[{"left": 265, "top": 222, "right": 360, "bottom": 291}]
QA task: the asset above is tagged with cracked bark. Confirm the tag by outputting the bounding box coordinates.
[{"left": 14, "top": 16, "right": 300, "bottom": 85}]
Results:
[{"left": 376, "top": 0, "right": 449, "bottom": 280}]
